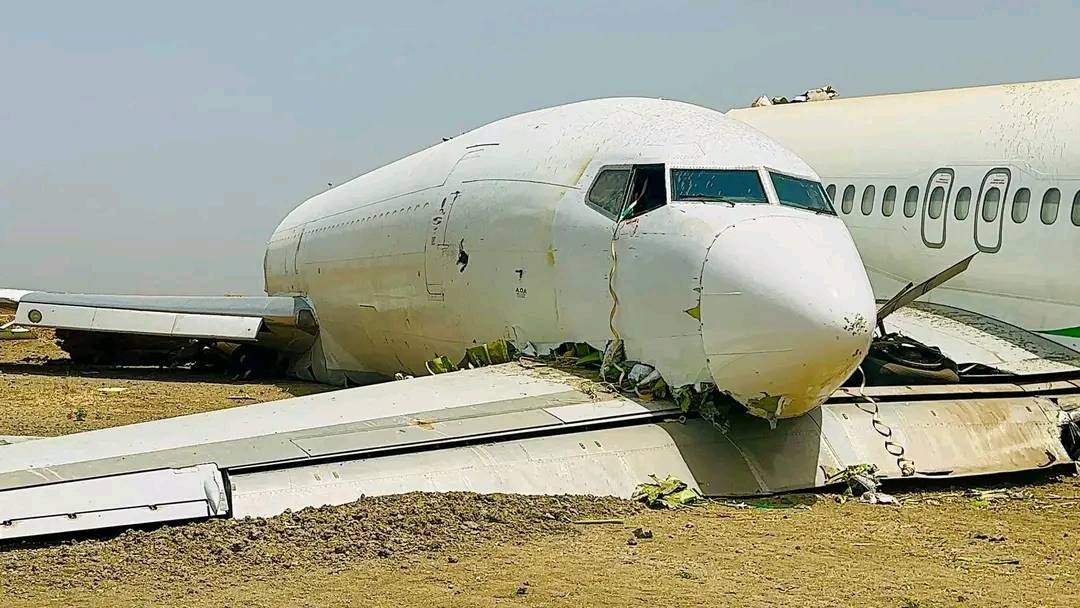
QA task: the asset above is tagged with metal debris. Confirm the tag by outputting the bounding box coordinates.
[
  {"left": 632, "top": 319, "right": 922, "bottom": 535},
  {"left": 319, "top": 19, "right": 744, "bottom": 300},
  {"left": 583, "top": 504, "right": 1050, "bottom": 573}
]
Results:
[
  {"left": 464, "top": 339, "right": 511, "bottom": 368},
  {"left": 632, "top": 475, "right": 703, "bottom": 509},
  {"left": 826, "top": 463, "right": 883, "bottom": 495},
  {"left": 751, "top": 85, "right": 838, "bottom": 107},
  {"left": 0, "top": 321, "right": 33, "bottom": 341},
  {"left": 426, "top": 338, "right": 513, "bottom": 375},
  {"left": 859, "top": 491, "right": 899, "bottom": 506}
]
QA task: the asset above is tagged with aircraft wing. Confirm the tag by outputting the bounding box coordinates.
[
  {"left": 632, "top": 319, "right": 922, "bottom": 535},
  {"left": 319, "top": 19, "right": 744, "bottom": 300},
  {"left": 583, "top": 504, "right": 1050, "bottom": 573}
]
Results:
[
  {"left": 1, "top": 290, "right": 317, "bottom": 353},
  {"left": 0, "top": 362, "right": 1073, "bottom": 540}
]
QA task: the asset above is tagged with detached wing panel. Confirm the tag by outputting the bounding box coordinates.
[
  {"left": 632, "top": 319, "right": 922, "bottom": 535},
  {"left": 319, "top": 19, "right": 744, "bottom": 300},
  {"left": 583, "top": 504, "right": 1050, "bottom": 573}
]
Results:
[
  {"left": 15, "top": 302, "right": 262, "bottom": 341},
  {"left": 9, "top": 291, "right": 315, "bottom": 345}
]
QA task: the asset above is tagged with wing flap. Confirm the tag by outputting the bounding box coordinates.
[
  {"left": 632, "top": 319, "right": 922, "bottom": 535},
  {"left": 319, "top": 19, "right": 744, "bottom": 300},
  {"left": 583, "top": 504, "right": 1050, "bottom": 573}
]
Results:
[
  {"left": 15, "top": 302, "right": 263, "bottom": 341},
  {"left": 0, "top": 464, "right": 228, "bottom": 541},
  {"left": 4, "top": 291, "right": 316, "bottom": 349}
]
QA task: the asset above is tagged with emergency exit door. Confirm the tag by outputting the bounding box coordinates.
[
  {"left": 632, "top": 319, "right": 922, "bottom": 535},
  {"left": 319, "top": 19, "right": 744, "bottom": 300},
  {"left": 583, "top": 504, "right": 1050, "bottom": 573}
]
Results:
[
  {"left": 921, "top": 168, "right": 954, "bottom": 249},
  {"left": 974, "top": 169, "right": 1011, "bottom": 253}
]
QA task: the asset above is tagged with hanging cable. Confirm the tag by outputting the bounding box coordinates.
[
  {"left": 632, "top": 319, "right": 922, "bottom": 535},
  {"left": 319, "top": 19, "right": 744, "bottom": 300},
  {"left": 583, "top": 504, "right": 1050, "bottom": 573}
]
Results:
[
  {"left": 600, "top": 176, "right": 645, "bottom": 382},
  {"left": 854, "top": 365, "right": 916, "bottom": 477}
]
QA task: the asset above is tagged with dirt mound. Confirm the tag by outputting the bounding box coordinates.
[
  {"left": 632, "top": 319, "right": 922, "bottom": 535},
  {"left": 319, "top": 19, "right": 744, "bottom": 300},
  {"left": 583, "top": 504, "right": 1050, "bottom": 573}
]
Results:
[{"left": 1, "top": 492, "right": 640, "bottom": 594}]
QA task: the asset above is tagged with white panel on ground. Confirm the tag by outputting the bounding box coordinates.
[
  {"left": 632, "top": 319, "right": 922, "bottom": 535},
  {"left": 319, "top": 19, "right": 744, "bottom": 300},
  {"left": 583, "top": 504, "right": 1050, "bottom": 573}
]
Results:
[{"left": 0, "top": 464, "right": 228, "bottom": 540}]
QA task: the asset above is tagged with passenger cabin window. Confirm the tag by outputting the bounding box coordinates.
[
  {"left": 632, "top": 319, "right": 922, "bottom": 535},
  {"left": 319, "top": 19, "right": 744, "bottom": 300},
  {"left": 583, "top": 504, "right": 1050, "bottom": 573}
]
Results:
[
  {"left": 587, "top": 169, "right": 631, "bottom": 217},
  {"left": 903, "top": 186, "right": 919, "bottom": 217},
  {"left": 882, "top": 186, "right": 896, "bottom": 216},
  {"left": 826, "top": 184, "right": 836, "bottom": 202},
  {"left": 1041, "top": 188, "right": 1061, "bottom": 225},
  {"left": 981, "top": 187, "right": 1002, "bottom": 222},
  {"left": 1073, "top": 191, "right": 1080, "bottom": 227},
  {"left": 1011, "top": 188, "right": 1030, "bottom": 223},
  {"left": 769, "top": 172, "right": 835, "bottom": 214},
  {"left": 670, "top": 169, "right": 768, "bottom": 205},
  {"left": 927, "top": 186, "right": 946, "bottom": 219},
  {"left": 860, "top": 185, "right": 875, "bottom": 215},
  {"left": 954, "top": 187, "right": 972, "bottom": 220},
  {"left": 841, "top": 185, "right": 855, "bottom": 214}
]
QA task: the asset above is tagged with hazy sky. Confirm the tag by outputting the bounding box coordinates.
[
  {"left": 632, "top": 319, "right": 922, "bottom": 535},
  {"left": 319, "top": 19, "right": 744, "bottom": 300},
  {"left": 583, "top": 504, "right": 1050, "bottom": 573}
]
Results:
[{"left": 3, "top": 1, "right": 1076, "bottom": 294}]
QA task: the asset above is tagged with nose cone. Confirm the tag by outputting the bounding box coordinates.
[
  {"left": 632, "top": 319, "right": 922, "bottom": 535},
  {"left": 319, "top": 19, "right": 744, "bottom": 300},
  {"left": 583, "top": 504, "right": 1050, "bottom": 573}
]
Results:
[{"left": 700, "top": 214, "right": 875, "bottom": 419}]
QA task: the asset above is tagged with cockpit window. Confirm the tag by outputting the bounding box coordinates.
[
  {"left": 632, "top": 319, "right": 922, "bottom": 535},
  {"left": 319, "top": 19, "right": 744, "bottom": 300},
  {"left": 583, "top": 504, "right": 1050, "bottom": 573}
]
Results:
[
  {"left": 769, "top": 172, "right": 836, "bottom": 215},
  {"left": 586, "top": 165, "right": 667, "bottom": 220},
  {"left": 670, "top": 169, "right": 768, "bottom": 204},
  {"left": 587, "top": 169, "right": 631, "bottom": 216}
]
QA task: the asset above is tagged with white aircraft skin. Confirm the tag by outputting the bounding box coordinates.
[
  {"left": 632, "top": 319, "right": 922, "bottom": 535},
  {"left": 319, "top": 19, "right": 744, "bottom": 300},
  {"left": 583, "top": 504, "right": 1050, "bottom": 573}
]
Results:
[
  {"left": 729, "top": 79, "right": 1080, "bottom": 352},
  {"left": 262, "top": 98, "right": 875, "bottom": 418}
]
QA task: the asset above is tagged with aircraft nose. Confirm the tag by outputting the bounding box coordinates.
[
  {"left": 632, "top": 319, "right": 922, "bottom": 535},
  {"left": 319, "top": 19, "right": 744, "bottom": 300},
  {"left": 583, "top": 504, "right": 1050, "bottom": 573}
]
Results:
[{"left": 699, "top": 214, "right": 875, "bottom": 419}]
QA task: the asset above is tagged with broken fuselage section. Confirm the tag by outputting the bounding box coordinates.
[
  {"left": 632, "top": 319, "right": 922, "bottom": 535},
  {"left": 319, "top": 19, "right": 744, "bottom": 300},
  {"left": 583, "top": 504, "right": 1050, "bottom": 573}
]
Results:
[{"left": 264, "top": 98, "right": 875, "bottom": 418}]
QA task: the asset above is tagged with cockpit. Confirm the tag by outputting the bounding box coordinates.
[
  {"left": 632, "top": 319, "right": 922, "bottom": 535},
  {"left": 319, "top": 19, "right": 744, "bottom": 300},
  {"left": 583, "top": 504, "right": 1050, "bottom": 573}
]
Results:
[{"left": 586, "top": 164, "right": 836, "bottom": 219}]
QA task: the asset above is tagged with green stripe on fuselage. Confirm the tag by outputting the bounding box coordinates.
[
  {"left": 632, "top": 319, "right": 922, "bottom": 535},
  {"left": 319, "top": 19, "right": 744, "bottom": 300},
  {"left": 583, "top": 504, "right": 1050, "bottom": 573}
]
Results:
[{"left": 1038, "top": 326, "right": 1080, "bottom": 338}]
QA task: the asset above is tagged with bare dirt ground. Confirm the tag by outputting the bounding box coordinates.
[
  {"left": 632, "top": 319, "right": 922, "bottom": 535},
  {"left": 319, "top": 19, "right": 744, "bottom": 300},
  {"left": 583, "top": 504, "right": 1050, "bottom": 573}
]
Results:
[
  {"left": 2, "top": 323, "right": 1079, "bottom": 607},
  {"left": 0, "top": 315, "right": 330, "bottom": 436}
]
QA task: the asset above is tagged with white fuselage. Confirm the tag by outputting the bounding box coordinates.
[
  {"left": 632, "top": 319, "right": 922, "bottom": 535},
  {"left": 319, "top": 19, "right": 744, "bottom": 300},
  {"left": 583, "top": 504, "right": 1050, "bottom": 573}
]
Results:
[
  {"left": 264, "top": 98, "right": 875, "bottom": 418},
  {"left": 730, "top": 79, "right": 1080, "bottom": 350}
]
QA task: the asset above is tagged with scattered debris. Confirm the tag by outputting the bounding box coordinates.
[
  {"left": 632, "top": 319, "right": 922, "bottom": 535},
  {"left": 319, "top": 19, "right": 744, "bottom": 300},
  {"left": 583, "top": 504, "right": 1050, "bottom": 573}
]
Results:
[
  {"left": 426, "top": 355, "right": 458, "bottom": 375},
  {"left": 464, "top": 340, "right": 511, "bottom": 368},
  {"left": 632, "top": 475, "right": 703, "bottom": 509},
  {"left": 95, "top": 387, "right": 129, "bottom": 394},
  {"left": 226, "top": 395, "right": 257, "bottom": 401},
  {"left": 826, "top": 464, "right": 883, "bottom": 496},
  {"left": 956, "top": 556, "right": 1020, "bottom": 566},
  {"left": 859, "top": 491, "right": 899, "bottom": 506},
  {"left": 751, "top": 85, "right": 838, "bottom": 107},
  {"left": 963, "top": 488, "right": 1033, "bottom": 502},
  {"left": 632, "top": 527, "right": 653, "bottom": 539},
  {"left": 0, "top": 321, "right": 33, "bottom": 341},
  {"left": 426, "top": 339, "right": 513, "bottom": 375},
  {"left": 721, "top": 498, "right": 813, "bottom": 511}
]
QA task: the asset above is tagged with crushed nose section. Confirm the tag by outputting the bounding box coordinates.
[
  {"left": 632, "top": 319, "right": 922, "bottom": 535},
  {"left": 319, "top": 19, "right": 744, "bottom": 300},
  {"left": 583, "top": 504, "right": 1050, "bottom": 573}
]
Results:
[{"left": 698, "top": 215, "right": 875, "bottom": 419}]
